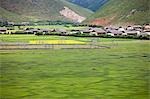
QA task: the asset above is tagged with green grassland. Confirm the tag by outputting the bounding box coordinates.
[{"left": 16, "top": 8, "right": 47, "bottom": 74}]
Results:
[
  {"left": 0, "top": 35, "right": 150, "bottom": 99},
  {"left": 20, "top": 25, "right": 86, "bottom": 30},
  {"left": 0, "top": 34, "right": 135, "bottom": 43}
]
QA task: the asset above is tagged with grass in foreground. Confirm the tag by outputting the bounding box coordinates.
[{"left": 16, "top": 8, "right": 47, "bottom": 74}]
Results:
[{"left": 0, "top": 37, "right": 149, "bottom": 99}]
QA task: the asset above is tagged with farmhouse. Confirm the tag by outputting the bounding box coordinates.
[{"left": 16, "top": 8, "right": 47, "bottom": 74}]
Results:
[
  {"left": 42, "top": 29, "right": 49, "bottom": 35},
  {"left": 118, "top": 27, "right": 125, "bottom": 33},
  {"left": 69, "top": 29, "right": 81, "bottom": 34},
  {"left": 91, "top": 28, "right": 106, "bottom": 35},
  {"left": 133, "top": 25, "right": 142, "bottom": 29},
  {"left": 106, "top": 29, "right": 123, "bottom": 36},
  {"left": 21, "top": 22, "right": 30, "bottom": 26},
  {"left": 143, "top": 30, "right": 150, "bottom": 35},
  {"left": 125, "top": 30, "right": 140, "bottom": 36},
  {"left": 81, "top": 28, "right": 91, "bottom": 34},
  {"left": 144, "top": 25, "right": 150, "bottom": 31},
  {"left": 140, "top": 30, "right": 150, "bottom": 39},
  {"left": 132, "top": 25, "right": 143, "bottom": 31},
  {"left": 0, "top": 27, "right": 7, "bottom": 34},
  {"left": 71, "top": 29, "right": 81, "bottom": 32},
  {"left": 49, "top": 29, "right": 56, "bottom": 33},
  {"left": 79, "top": 27, "right": 106, "bottom": 36},
  {"left": 7, "top": 22, "right": 15, "bottom": 26},
  {"left": 25, "top": 28, "right": 50, "bottom": 35},
  {"left": 25, "top": 30, "right": 34, "bottom": 34},
  {"left": 55, "top": 29, "right": 67, "bottom": 34},
  {"left": 126, "top": 26, "right": 134, "bottom": 31},
  {"left": 25, "top": 28, "right": 42, "bottom": 34},
  {"left": 105, "top": 26, "right": 118, "bottom": 30}
]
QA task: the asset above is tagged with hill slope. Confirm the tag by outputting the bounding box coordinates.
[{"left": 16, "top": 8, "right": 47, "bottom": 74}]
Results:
[
  {"left": 67, "top": 0, "right": 108, "bottom": 11},
  {"left": 86, "top": 0, "right": 150, "bottom": 25},
  {"left": 0, "top": 0, "right": 93, "bottom": 22}
]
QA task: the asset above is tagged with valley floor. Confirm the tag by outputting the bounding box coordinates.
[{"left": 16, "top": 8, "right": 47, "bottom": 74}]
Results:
[{"left": 0, "top": 36, "right": 149, "bottom": 99}]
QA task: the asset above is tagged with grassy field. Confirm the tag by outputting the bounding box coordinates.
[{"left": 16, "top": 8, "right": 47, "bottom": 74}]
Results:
[
  {"left": 0, "top": 34, "right": 134, "bottom": 43},
  {"left": 20, "top": 25, "right": 86, "bottom": 30},
  {"left": 0, "top": 35, "right": 149, "bottom": 99}
]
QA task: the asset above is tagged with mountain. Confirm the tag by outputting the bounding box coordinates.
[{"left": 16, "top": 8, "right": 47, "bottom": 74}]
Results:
[
  {"left": 67, "top": 0, "right": 108, "bottom": 11},
  {"left": 0, "top": 0, "right": 93, "bottom": 22},
  {"left": 86, "top": 0, "right": 150, "bottom": 26}
]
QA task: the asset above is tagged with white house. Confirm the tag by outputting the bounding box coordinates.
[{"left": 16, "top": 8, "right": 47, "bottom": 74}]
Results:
[{"left": 0, "top": 27, "right": 7, "bottom": 34}]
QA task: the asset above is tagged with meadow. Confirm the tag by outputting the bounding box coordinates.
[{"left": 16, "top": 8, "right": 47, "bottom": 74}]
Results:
[
  {"left": 0, "top": 35, "right": 89, "bottom": 43},
  {"left": 21, "top": 25, "right": 85, "bottom": 30},
  {"left": 0, "top": 35, "right": 149, "bottom": 99},
  {"left": 0, "top": 34, "right": 134, "bottom": 43}
]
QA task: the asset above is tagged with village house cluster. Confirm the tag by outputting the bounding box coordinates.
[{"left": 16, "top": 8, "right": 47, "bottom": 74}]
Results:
[
  {"left": 75, "top": 25, "right": 150, "bottom": 38},
  {"left": 0, "top": 24, "right": 150, "bottom": 39}
]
